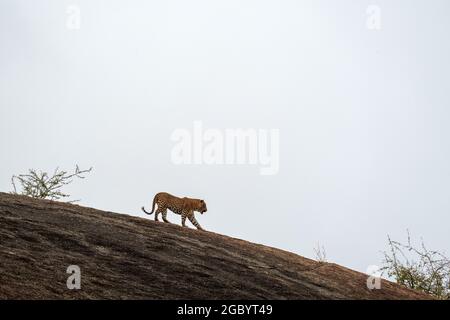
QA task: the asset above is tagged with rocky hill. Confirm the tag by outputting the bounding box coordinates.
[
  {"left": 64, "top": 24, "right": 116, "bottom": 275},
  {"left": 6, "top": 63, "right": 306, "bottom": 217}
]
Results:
[{"left": 0, "top": 192, "right": 429, "bottom": 299}]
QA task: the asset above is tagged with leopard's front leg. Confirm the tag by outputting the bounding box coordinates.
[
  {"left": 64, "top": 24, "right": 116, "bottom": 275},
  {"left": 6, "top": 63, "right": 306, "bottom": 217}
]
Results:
[
  {"left": 181, "top": 212, "right": 187, "bottom": 227},
  {"left": 188, "top": 213, "right": 204, "bottom": 231}
]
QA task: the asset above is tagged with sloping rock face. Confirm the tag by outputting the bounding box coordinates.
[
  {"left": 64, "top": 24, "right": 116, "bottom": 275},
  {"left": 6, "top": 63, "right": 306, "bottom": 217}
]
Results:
[{"left": 0, "top": 193, "right": 429, "bottom": 299}]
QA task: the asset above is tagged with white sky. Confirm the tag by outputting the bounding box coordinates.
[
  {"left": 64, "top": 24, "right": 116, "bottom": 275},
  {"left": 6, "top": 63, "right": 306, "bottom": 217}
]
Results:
[{"left": 1, "top": 0, "right": 450, "bottom": 274}]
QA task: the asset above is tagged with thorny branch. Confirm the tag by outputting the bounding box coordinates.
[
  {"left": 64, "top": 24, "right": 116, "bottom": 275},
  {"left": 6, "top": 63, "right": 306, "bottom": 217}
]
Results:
[
  {"left": 381, "top": 230, "right": 450, "bottom": 299},
  {"left": 11, "top": 165, "right": 92, "bottom": 203}
]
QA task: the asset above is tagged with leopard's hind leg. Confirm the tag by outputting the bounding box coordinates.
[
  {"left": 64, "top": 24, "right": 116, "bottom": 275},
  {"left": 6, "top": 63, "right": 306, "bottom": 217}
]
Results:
[
  {"left": 155, "top": 207, "right": 163, "bottom": 222},
  {"left": 162, "top": 208, "right": 171, "bottom": 223}
]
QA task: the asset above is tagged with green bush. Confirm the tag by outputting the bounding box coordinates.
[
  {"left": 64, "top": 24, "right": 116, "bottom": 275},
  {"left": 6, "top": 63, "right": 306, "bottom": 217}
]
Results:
[
  {"left": 381, "top": 231, "right": 450, "bottom": 299},
  {"left": 11, "top": 165, "right": 92, "bottom": 202}
]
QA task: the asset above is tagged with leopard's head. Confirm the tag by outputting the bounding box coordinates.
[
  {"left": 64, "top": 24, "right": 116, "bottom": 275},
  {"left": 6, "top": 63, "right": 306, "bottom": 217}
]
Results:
[{"left": 199, "top": 199, "right": 207, "bottom": 214}]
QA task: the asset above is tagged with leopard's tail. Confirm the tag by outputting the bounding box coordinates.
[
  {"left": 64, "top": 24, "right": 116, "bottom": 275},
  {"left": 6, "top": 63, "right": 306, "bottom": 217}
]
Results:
[{"left": 142, "top": 194, "right": 157, "bottom": 215}]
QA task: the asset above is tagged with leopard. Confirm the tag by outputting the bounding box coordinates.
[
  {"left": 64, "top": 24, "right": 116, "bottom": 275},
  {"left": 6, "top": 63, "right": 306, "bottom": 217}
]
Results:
[{"left": 142, "top": 192, "right": 207, "bottom": 230}]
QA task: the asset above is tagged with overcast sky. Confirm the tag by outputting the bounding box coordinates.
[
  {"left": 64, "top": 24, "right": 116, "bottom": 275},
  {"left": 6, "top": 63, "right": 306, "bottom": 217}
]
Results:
[{"left": 1, "top": 0, "right": 449, "bottom": 274}]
